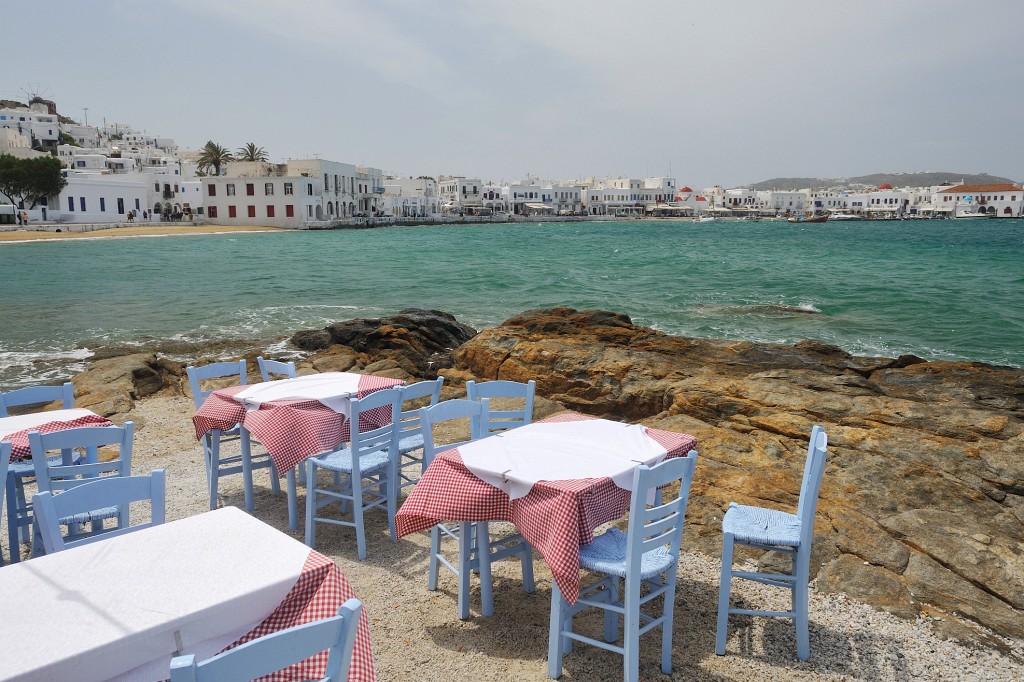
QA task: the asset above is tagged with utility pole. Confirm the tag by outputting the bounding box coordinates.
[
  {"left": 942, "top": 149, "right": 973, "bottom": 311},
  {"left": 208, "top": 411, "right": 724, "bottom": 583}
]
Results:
[{"left": 83, "top": 107, "right": 89, "bottom": 126}]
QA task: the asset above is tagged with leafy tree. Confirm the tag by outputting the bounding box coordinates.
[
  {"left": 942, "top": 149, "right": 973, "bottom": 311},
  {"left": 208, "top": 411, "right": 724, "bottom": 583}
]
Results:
[
  {"left": 236, "top": 142, "right": 269, "bottom": 163},
  {"left": 197, "top": 140, "right": 233, "bottom": 176},
  {"left": 0, "top": 154, "right": 67, "bottom": 208},
  {"left": 59, "top": 132, "right": 80, "bottom": 146}
]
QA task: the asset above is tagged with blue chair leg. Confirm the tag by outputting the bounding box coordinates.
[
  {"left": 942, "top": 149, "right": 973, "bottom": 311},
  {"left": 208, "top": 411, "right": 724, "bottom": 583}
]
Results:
[
  {"left": 6, "top": 474, "right": 21, "bottom": 563},
  {"left": 624, "top": 574, "right": 641, "bottom": 682},
  {"left": 477, "top": 522, "right": 494, "bottom": 617},
  {"left": 520, "top": 540, "right": 536, "bottom": 593},
  {"left": 15, "top": 477, "right": 30, "bottom": 544},
  {"left": 661, "top": 569, "right": 678, "bottom": 674},
  {"left": 240, "top": 427, "right": 254, "bottom": 512},
  {"left": 794, "top": 548, "right": 811, "bottom": 661},
  {"left": 428, "top": 525, "right": 442, "bottom": 591},
  {"left": 386, "top": 475, "right": 398, "bottom": 542},
  {"left": 457, "top": 522, "right": 473, "bottom": 619},
  {"left": 303, "top": 460, "right": 316, "bottom": 547},
  {"left": 715, "top": 532, "right": 735, "bottom": 655},
  {"left": 269, "top": 459, "right": 281, "bottom": 495},
  {"left": 547, "top": 579, "right": 566, "bottom": 679},
  {"left": 353, "top": 478, "right": 367, "bottom": 561},
  {"left": 287, "top": 467, "right": 298, "bottom": 532},
  {"left": 206, "top": 435, "right": 220, "bottom": 510},
  {"left": 603, "top": 577, "right": 619, "bottom": 643}
]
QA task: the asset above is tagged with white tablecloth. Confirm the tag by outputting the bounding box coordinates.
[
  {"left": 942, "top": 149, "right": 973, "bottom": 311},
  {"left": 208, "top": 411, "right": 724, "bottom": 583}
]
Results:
[
  {"left": 0, "top": 507, "right": 311, "bottom": 682},
  {"left": 0, "top": 408, "right": 99, "bottom": 440},
  {"left": 232, "top": 372, "right": 362, "bottom": 414},
  {"left": 459, "top": 419, "right": 668, "bottom": 499}
]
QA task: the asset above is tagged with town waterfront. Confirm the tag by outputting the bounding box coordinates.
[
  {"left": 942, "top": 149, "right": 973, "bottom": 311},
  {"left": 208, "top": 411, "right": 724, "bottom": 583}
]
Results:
[{"left": 1, "top": 218, "right": 1021, "bottom": 390}]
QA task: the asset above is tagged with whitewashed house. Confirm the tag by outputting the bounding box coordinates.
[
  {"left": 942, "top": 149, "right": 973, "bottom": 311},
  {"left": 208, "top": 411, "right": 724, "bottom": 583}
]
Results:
[{"left": 937, "top": 183, "right": 1022, "bottom": 218}]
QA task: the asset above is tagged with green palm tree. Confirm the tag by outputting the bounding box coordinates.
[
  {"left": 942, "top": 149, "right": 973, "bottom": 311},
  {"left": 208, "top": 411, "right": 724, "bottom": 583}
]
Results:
[
  {"left": 197, "top": 141, "right": 233, "bottom": 176},
  {"left": 236, "top": 142, "right": 269, "bottom": 163}
]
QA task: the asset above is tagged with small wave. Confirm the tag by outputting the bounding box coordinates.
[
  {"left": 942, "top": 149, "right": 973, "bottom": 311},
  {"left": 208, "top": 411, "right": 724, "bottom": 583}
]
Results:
[{"left": 692, "top": 303, "right": 822, "bottom": 316}]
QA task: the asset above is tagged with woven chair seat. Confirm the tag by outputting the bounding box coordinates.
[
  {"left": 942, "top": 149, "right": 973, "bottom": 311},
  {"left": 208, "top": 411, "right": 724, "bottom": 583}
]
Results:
[
  {"left": 722, "top": 502, "right": 802, "bottom": 547},
  {"left": 398, "top": 433, "right": 424, "bottom": 454},
  {"left": 310, "top": 447, "right": 389, "bottom": 475},
  {"left": 58, "top": 505, "right": 120, "bottom": 526},
  {"left": 579, "top": 527, "right": 677, "bottom": 580}
]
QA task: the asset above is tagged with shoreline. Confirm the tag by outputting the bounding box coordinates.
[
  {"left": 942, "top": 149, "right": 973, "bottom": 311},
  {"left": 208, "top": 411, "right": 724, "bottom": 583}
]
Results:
[{"left": 0, "top": 223, "right": 283, "bottom": 242}]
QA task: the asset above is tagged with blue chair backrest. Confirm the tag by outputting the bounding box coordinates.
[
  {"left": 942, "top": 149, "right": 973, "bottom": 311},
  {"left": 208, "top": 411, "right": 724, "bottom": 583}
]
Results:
[
  {"left": 397, "top": 378, "right": 444, "bottom": 436},
  {"left": 32, "top": 469, "right": 166, "bottom": 553},
  {"left": 418, "top": 398, "right": 489, "bottom": 468},
  {"left": 796, "top": 425, "right": 828, "bottom": 547},
  {"left": 169, "top": 598, "right": 363, "bottom": 682},
  {"left": 349, "top": 388, "right": 403, "bottom": 473},
  {"left": 28, "top": 422, "right": 135, "bottom": 497},
  {"left": 466, "top": 380, "right": 535, "bottom": 434},
  {"left": 186, "top": 361, "right": 247, "bottom": 410},
  {"left": 257, "top": 356, "right": 297, "bottom": 382},
  {"left": 0, "top": 440, "right": 9, "bottom": 502},
  {"left": 625, "top": 451, "right": 698, "bottom": 575},
  {"left": 0, "top": 382, "right": 74, "bottom": 417}
]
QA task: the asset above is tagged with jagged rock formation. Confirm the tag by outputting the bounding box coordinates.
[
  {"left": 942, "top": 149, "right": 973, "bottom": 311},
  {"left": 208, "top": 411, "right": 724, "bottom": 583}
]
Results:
[{"left": 451, "top": 307, "right": 1024, "bottom": 644}]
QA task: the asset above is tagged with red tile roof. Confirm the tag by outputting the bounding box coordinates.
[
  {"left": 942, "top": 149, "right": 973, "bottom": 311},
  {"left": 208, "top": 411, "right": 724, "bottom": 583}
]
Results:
[{"left": 938, "top": 184, "right": 1020, "bottom": 193}]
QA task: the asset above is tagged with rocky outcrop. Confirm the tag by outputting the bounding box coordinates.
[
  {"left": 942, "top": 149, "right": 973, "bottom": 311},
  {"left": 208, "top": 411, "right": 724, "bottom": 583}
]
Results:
[
  {"left": 450, "top": 307, "right": 1024, "bottom": 642},
  {"left": 72, "top": 353, "right": 178, "bottom": 425},
  {"left": 292, "top": 308, "right": 477, "bottom": 380}
]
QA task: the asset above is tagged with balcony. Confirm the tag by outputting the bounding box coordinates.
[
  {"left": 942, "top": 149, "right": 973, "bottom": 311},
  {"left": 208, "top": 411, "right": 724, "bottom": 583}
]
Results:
[{"left": 372, "top": 186, "right": 385, "bottom": 194}]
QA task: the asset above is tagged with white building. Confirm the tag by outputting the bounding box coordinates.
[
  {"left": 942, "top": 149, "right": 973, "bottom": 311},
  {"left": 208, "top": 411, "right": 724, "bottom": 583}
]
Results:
[
  {"left": 55, "top": 169, "right": 149, "bottom": 223},
  {"left": 936, "top": 183, "right": 1022, "bottom": 218},
  {"left": 382, "top": 177, "right": 440, "bottom": 218},
  {"left": 202, "top": 171, "right": 321, "bottom": 228},
  {"left": 438, "top": 176, "right": 483, "bottom": 214}
]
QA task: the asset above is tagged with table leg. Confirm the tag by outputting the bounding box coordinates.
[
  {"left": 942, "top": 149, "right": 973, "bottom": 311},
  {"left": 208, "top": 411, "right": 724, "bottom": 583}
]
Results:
[
  {"left": 240, "top": 426, "right": 254, "bottom": 512},
  {"left": 287, "top": 467, "right": 298, "bottom": 532}
]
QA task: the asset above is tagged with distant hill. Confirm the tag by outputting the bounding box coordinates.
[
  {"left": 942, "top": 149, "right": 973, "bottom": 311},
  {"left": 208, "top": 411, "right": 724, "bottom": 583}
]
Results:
[{"left": 748, "top": 172, "right": 1018, "bottom": 191}]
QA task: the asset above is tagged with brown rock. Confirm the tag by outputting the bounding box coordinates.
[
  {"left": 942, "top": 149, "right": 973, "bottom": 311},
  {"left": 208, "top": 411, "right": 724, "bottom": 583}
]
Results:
[{"left": 816, "top": 554, "right": 916, "bottom": 619}]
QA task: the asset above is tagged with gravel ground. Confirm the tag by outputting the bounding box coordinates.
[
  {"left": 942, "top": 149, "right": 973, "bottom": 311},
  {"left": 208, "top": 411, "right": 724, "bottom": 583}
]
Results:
[{"left": 6, "top": 394, "right": 1023, "bottom": 681}]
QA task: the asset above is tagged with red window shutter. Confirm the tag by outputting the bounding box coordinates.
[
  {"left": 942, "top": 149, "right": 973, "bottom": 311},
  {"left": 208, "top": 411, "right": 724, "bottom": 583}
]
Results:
[
  {"left": 228, "top": 205, "right": 237, "bottom": 218},
  {"left": 248, "top": 205, "right": 256, "bottom": 218},
  {"left": 267, "top": 205, "right": 275, "bottom": 217},
  {"left": 208, "top": 184, "right": 216, "bottom": 196},
  {"left": 286, "top": 204, "right": 294, "bottom": 217}
]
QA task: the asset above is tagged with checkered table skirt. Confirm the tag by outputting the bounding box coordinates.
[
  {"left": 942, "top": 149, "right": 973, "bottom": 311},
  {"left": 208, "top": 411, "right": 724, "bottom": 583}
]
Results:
[
  {"left": 221, "top": 550, "right": 375, "bottom": 681},
  {"left": 395, "top": 413, "right": 697, "bottom": 604},
  {"left": 192, "top": 374, "right": 405, "bottom": 474},
  {"left": 3, "top": 414, "right": 114, "bottom": 462}
]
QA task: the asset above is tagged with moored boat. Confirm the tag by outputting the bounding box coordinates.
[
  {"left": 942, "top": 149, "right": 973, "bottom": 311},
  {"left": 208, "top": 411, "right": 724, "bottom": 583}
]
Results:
[{"left": 786, "top": 211, "right": 830, "bottom": 224}]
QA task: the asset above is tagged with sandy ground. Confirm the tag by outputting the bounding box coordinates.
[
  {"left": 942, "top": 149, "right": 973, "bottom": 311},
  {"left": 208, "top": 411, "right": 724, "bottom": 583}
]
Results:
[
  {"left": 4, "top": 394, "right": 1023, "bottom": 680},
  {"left": 0, "top": 223, "right": 282, "bottom": 241}
]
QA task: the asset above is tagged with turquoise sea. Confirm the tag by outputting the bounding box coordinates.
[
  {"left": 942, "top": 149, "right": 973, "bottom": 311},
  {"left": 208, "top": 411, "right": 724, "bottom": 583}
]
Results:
[{"left": 1, "top": 218, "right": 1022, "bottom": 390}]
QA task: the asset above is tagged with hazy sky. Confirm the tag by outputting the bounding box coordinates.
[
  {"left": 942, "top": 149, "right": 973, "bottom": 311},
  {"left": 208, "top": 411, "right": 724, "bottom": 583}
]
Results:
[{"left": 7, "top": 1, "right": 1023, "bottom": 188}]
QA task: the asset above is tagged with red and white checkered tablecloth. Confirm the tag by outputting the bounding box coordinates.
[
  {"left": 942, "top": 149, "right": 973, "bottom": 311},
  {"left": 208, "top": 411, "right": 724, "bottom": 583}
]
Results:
[
  {"left": 395, "top": 413, "right": 697, "bottom": 605},
  {"left": 220, "top": 549, "right": 375, "bottom": 682},
  {"left": 191, "top": 374, "right": 404, "bottom": 474},
  {"left": 2, "top": 413, "right": 114, "bottom": 462}
]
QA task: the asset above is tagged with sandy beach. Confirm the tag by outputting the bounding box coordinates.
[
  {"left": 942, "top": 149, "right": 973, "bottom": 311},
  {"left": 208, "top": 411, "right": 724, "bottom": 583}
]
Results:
[
  {"left": 3, "top": 391, "right": 1015, "bottom": 681},
  {"left": 0, "top": 223, "right": 282, "bottom": 242}
]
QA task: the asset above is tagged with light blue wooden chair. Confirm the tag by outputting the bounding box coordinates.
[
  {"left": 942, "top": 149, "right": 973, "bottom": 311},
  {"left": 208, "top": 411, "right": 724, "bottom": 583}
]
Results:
[
  {"left": 465, "top": 379, "right": 536, "bottom": 435},
  {"left": 715, "top": 425, "right": 829, "bottom": 661},
  {"left": 1, "top": 381, "right": 75, "bottom": 563},
  {"left": 256, "top": 356, "right": 297, "bottom": 382},
  {"left": 395, "top": 378, "right": 444, "bottom": 490},
  {"left": 547, "top": 451, "right": 698, "bottom": 682},
  {"left": 169, "top": 598, "right": 362, "bottom": 682},
  {"left": 420, "top": 398, "right": 535, "bottom": 620},
  {"left": 0, "top": 442, "right": 10, "bottom": 566},
  {"left": 305, "top": 387, "right": 403, "bottom": 560},
  {"left": 32, "top": 469, "right": 166, "bottom": 554},
  {"left": 187, "top": 361, "right": 279, "bottom": 512},
  {"left": 27, "top": 422, "right": 135, "bottom": 557}
]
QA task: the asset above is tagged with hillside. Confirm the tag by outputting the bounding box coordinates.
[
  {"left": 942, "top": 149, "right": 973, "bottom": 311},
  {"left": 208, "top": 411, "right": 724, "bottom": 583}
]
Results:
[{"left": 749, "top": 171, "right": 1017, "bottom": 191}]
